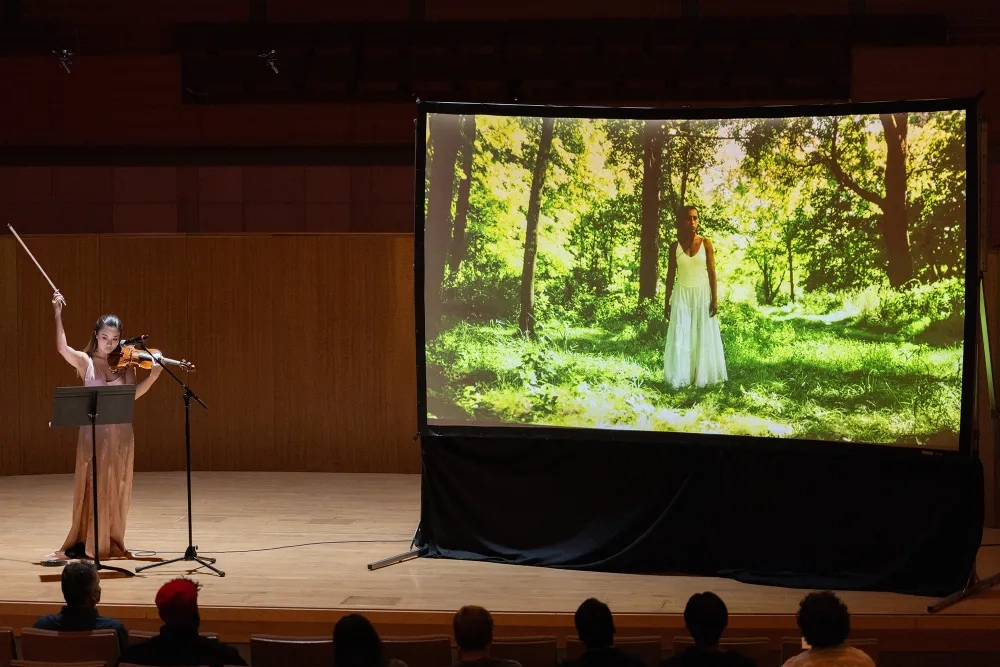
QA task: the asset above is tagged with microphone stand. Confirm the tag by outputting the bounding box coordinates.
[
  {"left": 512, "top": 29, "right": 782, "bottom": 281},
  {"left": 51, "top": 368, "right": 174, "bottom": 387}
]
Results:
[{"left": 134, "top": 343, "right": 224, "bottom": 577}]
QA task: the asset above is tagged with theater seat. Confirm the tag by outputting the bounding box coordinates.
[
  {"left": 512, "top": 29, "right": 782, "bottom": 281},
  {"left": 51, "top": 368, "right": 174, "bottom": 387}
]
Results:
[
  {"left": 20, "top": 629, "right": 119, "bottom": 665},
  {"left": 250, "top": 634, "right": 334, "bottom": 667},
  {"left": 672, "top": 636, "right": 771, "bottom": 665},
  {"left": 492, "top": 636, "right": 558, "bottom": 667},
  {"left": 565, "top": 636, "right": 663, "bottom": 667},
  {"left": 0, "top": 628, "right": 16, "bottom": 667},
  {"left": 382, "top": 634, "right": 452, "bottom": 667}
]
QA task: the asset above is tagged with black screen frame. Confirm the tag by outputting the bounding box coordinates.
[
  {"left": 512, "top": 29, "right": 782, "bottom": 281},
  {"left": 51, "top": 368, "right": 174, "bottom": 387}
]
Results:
[{"left": 414, "top": 97, "right": 980, "bottom": 459}]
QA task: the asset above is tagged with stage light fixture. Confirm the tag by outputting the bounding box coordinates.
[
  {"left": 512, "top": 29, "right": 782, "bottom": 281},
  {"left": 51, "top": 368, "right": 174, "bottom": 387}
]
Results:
[
  {"left": 53, "top": 49, "right": 73, "bottom": 73},
  {"left": 259, "top": 49, "right": 279, "bottom": 74}
]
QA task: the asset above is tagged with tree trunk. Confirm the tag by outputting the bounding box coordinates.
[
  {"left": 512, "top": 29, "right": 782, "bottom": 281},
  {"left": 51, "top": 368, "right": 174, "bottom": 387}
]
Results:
[
  {"left": 879, "top": 112, "right": 912, "bottom": 288},
  {"left": 763, "top": 262, "right": 772, "bottom": 305},
  {"left": 679, "top": 136, "right": 692, "bottom": 206},
  {"left": 519, "top": 117, "right": 555, "bottom": 336},
  {"left": 755, "top": 257, "right": 782, "bottom": 305},
  {"left": 424, "top": 114, "right": 462, "bottom": 337},
  {"left": 638, "top": 120, "right": 664, "bottom": 301},
  {"left": 662, "top": 135, "right": 679, "bottom": 215},
  {"left": 787, "top": 234, "right": 795, "bottom": 303},
  {"left": 448, "top": 115, "right": 476, "bottom": 274}
]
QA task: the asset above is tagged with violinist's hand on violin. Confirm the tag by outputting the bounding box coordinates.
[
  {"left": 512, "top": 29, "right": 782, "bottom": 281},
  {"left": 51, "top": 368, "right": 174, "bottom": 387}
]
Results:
[
  {"left": 150, "top": 356, "right": 163, "bottom": 378},
  {"left": 51, "top": 290, "right": 64, "bottom": 315}
]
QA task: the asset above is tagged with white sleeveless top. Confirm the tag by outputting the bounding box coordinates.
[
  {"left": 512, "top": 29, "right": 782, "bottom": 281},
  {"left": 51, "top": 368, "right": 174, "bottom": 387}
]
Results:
[{"left": 675, "top": 241, "right": 709, "bottom": 289}]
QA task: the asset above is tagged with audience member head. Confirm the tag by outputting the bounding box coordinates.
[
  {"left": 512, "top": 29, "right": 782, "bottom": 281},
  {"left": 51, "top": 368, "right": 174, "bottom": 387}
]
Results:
[
  {"left": 155, "top": 578, "right": 201, "bottom": 629},
  {"left": 334, "top": 614, "right": 385, "bottom": 667},
  {"left": 575, "top": 598, "right": 615, "bottom": 650},
  {"left": 454, "top": 606, "right": 494, "bottom": 659},
  {"left": 61, "top": 561, "right": 100, "bottom": 608},
  {"left": 683, "top": 592, "right": 728, "bottom": 648},
  {"left": 797, "top": 591, "right": 851, "bottom": 649}
]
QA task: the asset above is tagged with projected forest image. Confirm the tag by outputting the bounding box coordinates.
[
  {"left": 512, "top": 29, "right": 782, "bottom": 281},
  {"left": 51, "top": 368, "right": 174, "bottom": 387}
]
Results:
[{"left": 422, "top": 108, "right": 968, "bottom": 448}]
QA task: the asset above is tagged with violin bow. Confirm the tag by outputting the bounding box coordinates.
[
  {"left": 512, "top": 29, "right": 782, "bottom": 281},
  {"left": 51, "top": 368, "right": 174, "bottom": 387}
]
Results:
[{"left": 7, "top": 224, "right": 66, "bottom": 306}]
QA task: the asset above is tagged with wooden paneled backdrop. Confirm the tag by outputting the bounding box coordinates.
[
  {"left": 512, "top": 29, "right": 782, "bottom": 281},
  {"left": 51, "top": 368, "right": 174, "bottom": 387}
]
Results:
[{"left": 0, "top": 233, "right": 419, "bottom": 476}]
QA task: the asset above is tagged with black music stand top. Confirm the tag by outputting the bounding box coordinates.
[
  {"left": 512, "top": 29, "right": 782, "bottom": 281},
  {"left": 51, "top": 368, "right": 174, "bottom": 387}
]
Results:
[{"left": 51, "top": 385, "right": 136, "bottom": 428}]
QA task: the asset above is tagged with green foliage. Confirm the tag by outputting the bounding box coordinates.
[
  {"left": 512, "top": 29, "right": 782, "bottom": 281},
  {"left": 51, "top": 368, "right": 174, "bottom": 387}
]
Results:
[{"left": 853, "top": 277, "right": 965, "bottom": 340}]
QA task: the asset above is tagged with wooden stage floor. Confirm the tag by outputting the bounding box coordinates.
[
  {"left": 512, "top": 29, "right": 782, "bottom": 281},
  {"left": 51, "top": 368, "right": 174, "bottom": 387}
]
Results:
[{"left": 2, "top": 472, "right": 1000, "bottom": 650}]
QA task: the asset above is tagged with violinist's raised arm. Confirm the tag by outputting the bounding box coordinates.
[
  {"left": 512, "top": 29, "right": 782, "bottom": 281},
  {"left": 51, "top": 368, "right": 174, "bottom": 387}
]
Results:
[{"left": 52, "top": 290, "right": 88, "bottom": 379}]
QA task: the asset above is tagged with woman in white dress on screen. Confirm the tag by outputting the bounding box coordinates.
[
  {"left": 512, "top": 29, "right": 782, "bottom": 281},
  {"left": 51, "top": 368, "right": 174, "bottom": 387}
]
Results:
[{"left": 663, "top": 205, "right": 728, "bottom": 388}]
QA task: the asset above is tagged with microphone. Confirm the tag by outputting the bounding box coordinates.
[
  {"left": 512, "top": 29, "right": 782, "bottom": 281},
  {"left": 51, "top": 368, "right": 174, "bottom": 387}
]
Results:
[{"left": 121, "top": 334, "right": 149, "bottom": 347}]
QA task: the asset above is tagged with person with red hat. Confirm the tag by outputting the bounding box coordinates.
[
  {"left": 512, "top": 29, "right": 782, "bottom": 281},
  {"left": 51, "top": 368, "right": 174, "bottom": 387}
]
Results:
[{"left": 118, "top": 578, "right": 246, "bottom": 667}]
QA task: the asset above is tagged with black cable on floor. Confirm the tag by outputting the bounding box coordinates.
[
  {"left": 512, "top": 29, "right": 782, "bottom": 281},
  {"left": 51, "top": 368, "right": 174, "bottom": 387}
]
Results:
[{"left": 130, "top": 538, "right": 411, "bottom": 557}]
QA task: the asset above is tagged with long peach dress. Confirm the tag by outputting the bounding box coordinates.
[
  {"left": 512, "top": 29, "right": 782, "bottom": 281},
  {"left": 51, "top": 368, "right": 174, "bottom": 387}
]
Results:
[{"left": 58, "top": 357, "right": 135, "bottom": 559}]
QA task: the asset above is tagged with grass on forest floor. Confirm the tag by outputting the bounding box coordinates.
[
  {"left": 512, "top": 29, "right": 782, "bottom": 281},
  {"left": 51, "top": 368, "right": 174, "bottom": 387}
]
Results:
[{"left": 425, "top": 302, "right": 962, "bottom": 446}]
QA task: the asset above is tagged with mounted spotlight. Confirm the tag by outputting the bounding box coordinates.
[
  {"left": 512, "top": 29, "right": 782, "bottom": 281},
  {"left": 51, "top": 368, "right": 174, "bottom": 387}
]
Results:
[
  {"left": 53, "top": 49, "right": 73, "bottom": 73},
  {"left": 258, "top": 49, "right": 279, "bottom": 74}
]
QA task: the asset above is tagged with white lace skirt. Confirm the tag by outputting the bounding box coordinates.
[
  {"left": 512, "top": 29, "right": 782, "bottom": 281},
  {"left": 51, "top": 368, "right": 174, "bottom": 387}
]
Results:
[{"left": 664, "top": 283, "right": 728, "bottom": 388}]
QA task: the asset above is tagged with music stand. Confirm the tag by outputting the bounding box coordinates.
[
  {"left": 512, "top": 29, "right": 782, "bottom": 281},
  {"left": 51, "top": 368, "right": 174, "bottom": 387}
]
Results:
[{"left": 50, "top": 385, "right": 137, "bottom": 577}]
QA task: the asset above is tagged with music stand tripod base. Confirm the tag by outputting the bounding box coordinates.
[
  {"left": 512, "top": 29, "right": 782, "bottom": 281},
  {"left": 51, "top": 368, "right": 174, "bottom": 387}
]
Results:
[{"left": 136, "top": 545, "right": 224, "bottom": 577}]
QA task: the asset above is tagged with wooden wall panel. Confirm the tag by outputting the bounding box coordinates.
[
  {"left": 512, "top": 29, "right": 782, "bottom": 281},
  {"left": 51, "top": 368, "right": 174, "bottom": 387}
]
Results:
[
  {"left": 700, "top": 0, "right": 848, "bottom": 15},
  {"left": 0, "top": 238, "right": 19, "bottom": 475},
  {"left": 271, "top": 235, "right": 417, "bottom": 472},
  {"left": 851, "top": 47, "right": 990, "bottom": 115},
  {"left": 0, "top": 166, "right": 415, "bottom": 235},
  {"left": 266, "top": 0, "right": 408, "bottom": 21},
  {"left": 425, "top": 0, "right": 682, "bottom": 20},
  {"left": 15, "top": 236, "right": 101, "bottom": 475},
  {"left": 98, "top": 236, "right": 190, "bottom": 472},
  {"left": 386, "top": 235, "right": 421, "bottom": 472},
  {"left": 186, "top": 237, "right": 275, "bottom": 471},
  {"left": 1, "top": 234, "right": 420, "bottom": 476}
]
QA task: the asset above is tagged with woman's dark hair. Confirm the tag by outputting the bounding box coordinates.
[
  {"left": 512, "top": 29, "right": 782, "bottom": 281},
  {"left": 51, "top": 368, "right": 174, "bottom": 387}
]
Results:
[
  {"left": 676, "top": 204, "right": 698, "bottom": 219},
  {"left": 83, "top": 314, "right": 123, "bottom": 357},
  {"left": 797, "top": 591, "right": 851, "bottom": 649},
  {"left": 334, "top": 614, "right": 385, "bottom": 667}
]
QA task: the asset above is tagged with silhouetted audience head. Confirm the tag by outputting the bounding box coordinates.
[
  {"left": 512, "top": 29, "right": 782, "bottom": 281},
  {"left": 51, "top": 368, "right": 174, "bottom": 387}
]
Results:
[
  {"left": 797, "top": 591, "right": 851, "bottom": 650},
  {"left": 683, "top": 592, "right": 728, "bottom": 648},
  {"left": 454, "top": 605, "right": 494, "bottom": 656},
  {"left": 62, "top": 561, "right": 100, "bottom": 608},
  {"left": 155, "top": 577, "right": 201, "bottom": 629},
  {"left": 575, "top": 598, "right": 615, "bottom": 650},
  {"left": 335, "top": 614, "right": 385, "bottom": 667}
]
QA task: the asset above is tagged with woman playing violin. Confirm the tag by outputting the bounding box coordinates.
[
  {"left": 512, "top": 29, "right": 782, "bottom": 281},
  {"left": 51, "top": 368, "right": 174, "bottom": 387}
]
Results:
[{"left": 45, "top": 290, "right": 162, "bottom": 562}]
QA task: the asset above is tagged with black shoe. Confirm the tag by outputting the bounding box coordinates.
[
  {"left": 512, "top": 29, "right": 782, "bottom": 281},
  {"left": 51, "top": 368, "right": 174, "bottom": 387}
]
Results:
[{"left": 64, "top": 542, "right": 87, "bottom": 559}]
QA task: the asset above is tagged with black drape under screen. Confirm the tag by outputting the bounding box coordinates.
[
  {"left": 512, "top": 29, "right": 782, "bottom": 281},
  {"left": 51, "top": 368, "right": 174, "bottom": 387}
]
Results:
[{"left": 420, "top": 436, "right": 983, "bottom": 597}]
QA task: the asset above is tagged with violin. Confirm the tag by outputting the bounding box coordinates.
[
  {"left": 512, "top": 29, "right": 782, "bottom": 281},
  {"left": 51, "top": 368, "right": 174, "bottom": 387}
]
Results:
[{"left": 109, "top": 345, "right": 196, "bottom": 372}]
